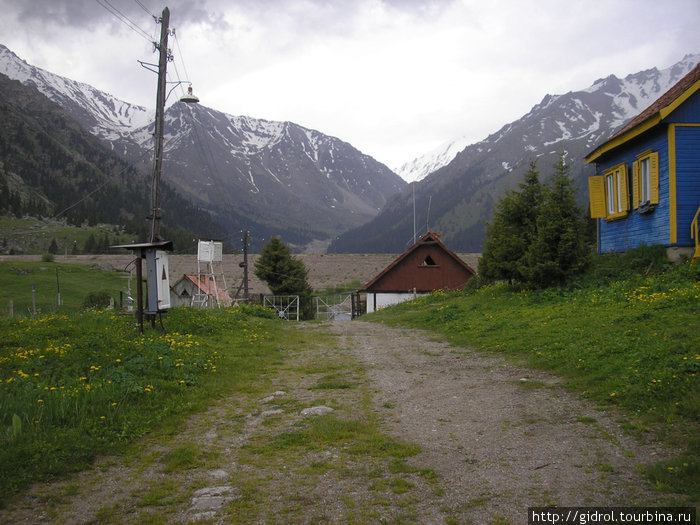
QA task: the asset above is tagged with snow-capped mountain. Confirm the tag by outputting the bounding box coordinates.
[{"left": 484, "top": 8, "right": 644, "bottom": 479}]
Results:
[
  {"left": 0, "top": 45, "right": 152, "bottom": 138},
  {"left": 0, "top": 44, "right": 405, "bottom": 249},
  {"left": 330, "top": 54, "right": 700, "bottom": 253},
  {"left": 394, "top": 135, "right": 473, "bottom": 183},
  {"left": 396, "top": 54, "right": 700, "bottom": 184}
]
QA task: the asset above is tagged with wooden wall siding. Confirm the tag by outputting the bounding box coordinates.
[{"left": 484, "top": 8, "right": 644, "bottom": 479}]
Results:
[
  {"left": 598, "top": 129, "right": 671, "bottom": 253},
  {"left": 367, "top": 244, "right": 473, "bottom": 292},
  {"left": 670, "top": 90, "right": 700, "bottom": 124},
  {"left": 675, "top": 125, "right": 700, "bottom": 246}
]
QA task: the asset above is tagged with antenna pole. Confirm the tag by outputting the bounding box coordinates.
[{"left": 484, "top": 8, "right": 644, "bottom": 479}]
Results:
[
  {"left": 412, "top": 183, "right": 416, "bottom": 245},
  {"left": 426, "top": 195, "right": 432, "bottom": 233},
  {"left": 150, "top": 6, "right": 170, "bottom": 242},
  {"left": 242, "top": 229, "right": 249, "bottom": 300}
]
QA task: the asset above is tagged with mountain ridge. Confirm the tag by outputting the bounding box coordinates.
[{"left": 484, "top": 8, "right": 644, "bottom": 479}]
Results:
[
  {"left": 330, "top": 53, "right": 700, "bottom": 253},
  {"left": 0, "top": 44, "right": 405, "bottom": 252},
  {"left": 397, "top": 54, "right": 700, "bottom": 184}
]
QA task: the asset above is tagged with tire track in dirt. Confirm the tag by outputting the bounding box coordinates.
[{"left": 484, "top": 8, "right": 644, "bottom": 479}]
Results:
[{"left": 332, "top": 320, "right": 679, "bottom": 523}]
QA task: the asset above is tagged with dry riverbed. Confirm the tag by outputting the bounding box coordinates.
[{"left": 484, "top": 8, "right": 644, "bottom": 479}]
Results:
[{"left": 1, "top": 320, "right": 680, "bottom": 524}]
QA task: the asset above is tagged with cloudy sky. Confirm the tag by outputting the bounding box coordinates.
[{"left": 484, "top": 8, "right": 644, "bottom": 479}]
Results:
[{"left": 1, "top": 0, "right": 699, "bottom": 169}]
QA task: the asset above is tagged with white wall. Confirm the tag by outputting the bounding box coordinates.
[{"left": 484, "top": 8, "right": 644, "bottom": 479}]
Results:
[{"left": 365, "top": 292, "right": 427, "bottom": 313}]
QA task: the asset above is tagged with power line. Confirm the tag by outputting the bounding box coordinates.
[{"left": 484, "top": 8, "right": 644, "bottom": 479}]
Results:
[
  {"left": 133, "top": 0, "right": 155, "bottom": 18},
  {"left": 54, "top": 146, "right": 153, "bottom": 219},
  {"left": 94, "top": 0, "right": 153, "bottom": 43},
  {"left": 173, "top": 31, "right": 193, "bottom": 93}
]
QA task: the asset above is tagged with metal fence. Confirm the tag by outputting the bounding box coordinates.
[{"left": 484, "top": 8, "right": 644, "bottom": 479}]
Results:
[
  {"left": 315, "top": 293, "right": 353, "bottom": 321},
  {"left": 263, "top": 295, "right": 299, "bottom": 321}
]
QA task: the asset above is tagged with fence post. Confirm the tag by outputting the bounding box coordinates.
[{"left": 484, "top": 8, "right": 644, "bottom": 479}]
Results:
[{"left": 32, "top": 283, "right": 37, "bottom": 319}]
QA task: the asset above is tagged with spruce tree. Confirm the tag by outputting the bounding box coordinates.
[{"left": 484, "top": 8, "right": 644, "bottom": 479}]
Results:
[
  {"left": 522, "top": 154, "right": 590, "bottom": 287},
  {"left": 479, "top": 160, "right": 543, "bottom": 283},
  {"left": 254, "top": 238, "right": 314, "bottom": 319}
]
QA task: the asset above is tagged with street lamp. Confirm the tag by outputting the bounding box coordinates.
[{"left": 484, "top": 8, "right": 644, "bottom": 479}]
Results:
[
  {"left": 115, "top": 6, "right": 199, "bottom": 333},
  {"left": 149, "top": 7, "right": 199, "bottom": 243}
]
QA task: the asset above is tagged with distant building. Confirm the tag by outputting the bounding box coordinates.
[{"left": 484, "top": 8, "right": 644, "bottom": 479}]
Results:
[
  {"left": 170, "top": 274, "right": 232, "bottom": 308},
  {"left": 361, "top": 232, "right": 476, "bottom": 313},
  {"left": 586, "top": 63, "right": 700, "bottom": 261}
]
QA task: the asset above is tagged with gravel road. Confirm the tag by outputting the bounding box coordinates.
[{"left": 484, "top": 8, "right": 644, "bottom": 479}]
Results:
[
  {"left": 331, "top": 321, "right": 677, "bottom": 522},
  {"left": 1, "top": 320, "right": 680, "bottom": 524}
]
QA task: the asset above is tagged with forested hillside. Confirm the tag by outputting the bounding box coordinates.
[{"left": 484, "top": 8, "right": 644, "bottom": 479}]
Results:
[{"left": 0, "top": 73, "right": 228, "bottom": 253}]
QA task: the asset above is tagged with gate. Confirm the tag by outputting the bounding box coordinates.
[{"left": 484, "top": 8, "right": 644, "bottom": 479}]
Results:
[
  {"left": 263, "top": 295, "right": 299, "bottom": 321},
  {"left": 315, "top": 294, "right": 353, "bottom": 321}
]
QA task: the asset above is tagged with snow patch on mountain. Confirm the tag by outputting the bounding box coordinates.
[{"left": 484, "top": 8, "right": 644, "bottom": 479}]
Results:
[{"left": 396, "top": 53, "right": 700, "bottom": 183}]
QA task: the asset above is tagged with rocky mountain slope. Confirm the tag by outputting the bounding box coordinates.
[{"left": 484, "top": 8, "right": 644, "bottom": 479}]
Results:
[
  {"left": 0, "top": 44, "right": 405, "bottom": 251},
  {"left": 331, "top": 54, "right": 700, "bottom": 253},
  {"left": 0, "top": 72, "right": 228, "bottom": 252}
]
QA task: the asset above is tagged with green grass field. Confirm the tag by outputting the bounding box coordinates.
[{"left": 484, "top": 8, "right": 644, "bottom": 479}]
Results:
[
  {"left": 0, "top": 261, "right": 130, "bottom": 317},
  {"left": 0, "top": 304, "right": 282, "bottom": 504},
  {"left": 0, "top": 246, "right": 697, "bottom": 505}
]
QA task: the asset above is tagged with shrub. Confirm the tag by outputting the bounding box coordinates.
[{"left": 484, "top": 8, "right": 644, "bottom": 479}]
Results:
[{"left": 82, "top": 290, "right": 113, "bottom": 310}]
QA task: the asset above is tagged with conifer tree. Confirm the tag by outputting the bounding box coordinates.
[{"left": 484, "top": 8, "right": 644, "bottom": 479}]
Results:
[
  {"left": 254, "top": 237, "right": 314, "bottom": 319},
  {"left": 522, "top": 154, "right": 590, "bottom": 287},
  {"left": 478, "top": 160, "right": 543, "bottom": 283}
]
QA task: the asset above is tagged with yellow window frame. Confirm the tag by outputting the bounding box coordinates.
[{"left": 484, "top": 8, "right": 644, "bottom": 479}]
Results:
[
  {"left": 632, "top": 150, "right": 659, "bottom": 209},
  {"left": 603, "top": 163, "right": 629, "bottom": 220}
]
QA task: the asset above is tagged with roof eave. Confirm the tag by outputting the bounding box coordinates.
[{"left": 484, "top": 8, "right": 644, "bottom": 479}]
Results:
[
  {"left": 585, "top": 76, "right": 700, "bottom": 165},
  {"left": 585, "top": 115, "right": 662, "bottom": 164}
]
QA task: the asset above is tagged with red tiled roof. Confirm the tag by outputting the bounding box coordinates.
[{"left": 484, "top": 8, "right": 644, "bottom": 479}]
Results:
[{"left": 183, "top": 274, "right": 230, "bottom": 302}]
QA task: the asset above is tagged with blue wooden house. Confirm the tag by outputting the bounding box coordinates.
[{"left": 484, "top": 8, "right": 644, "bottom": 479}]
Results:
[{"left": 585, "top": 63, "right": 700, "bottom": 261}]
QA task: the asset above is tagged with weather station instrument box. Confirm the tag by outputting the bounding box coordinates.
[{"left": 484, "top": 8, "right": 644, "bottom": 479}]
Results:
[
  {"left": 145, "top": 248, "right": 171, "bottom": 313},
  {"left": 198, "top": 240, "right": 223, "bottom": 263}
]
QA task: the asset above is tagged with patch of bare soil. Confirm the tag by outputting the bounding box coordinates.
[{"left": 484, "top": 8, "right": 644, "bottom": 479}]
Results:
[{"left": 0, "top": 321, "right": 680, "bottom": 524}]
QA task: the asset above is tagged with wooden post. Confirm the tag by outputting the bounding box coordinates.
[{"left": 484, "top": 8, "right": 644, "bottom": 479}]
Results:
[{"left": 136, "top": 255, "right": 144, "bottom": 333}]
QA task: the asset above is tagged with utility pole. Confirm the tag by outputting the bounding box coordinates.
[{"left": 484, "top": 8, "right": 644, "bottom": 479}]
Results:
[
  {"left": 150, "top": 6, "right": 170, "bottom": 242},
  {"left": 242, "top": 229, "right": 249, "bottom": 300}
]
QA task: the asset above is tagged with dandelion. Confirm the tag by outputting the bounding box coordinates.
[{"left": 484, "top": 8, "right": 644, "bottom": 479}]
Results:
[{"left": 610, "top": 392, "right": 616, "bottom": 397}]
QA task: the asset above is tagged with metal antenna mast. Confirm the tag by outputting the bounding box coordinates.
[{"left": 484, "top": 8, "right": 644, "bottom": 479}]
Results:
[{"left": 150, "top": 6, "right": 170, "bottom": 242}]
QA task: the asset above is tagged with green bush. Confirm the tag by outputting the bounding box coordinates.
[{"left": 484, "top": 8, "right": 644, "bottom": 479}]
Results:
[{"left": 82, "top": 290, "right": 113, "bottom": 310}]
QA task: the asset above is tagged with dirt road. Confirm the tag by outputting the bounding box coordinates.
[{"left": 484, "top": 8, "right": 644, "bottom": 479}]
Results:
[
  {"left": 332, "top": 321, "right": 675, "bottom": 522},
  {"left": 1, "top": 320, "right": 678, "bottom": 524}
]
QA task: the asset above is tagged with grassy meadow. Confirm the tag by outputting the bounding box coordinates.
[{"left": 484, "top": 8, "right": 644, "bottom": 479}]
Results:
[
  {"left": 0, "top": 303, "right": 282, "bottom": 504},
  {"left": 0, "top": 245, "right": 698, "bottom": 507},
  {"left": 0, "top": 261, "right": 130, "bottom": 317}
]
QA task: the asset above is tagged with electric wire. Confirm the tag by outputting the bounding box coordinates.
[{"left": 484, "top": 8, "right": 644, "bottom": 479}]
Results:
[
  {"left": 133, "top": 0, "right": 155, "bottom": 18},
  {"left": 94, "top": 0, "right": 153, "bottom": 43},
  {"left": 54, "top": 146, "right": 153, "bottom": 219},
  {"left": 173, "top": 32, "right": 193, "bottom": 97}
]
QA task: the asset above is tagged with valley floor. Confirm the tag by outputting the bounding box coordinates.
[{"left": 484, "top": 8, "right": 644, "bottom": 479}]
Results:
[{"left": 0, "top": 320, "right": 681, "bottom": 524}]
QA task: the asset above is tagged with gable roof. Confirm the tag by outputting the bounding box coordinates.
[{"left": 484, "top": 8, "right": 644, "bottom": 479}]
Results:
[
  {"left": 176, "top": 274, "right": 231, "bottom": 303},
  {"left": 586, "top": 62, "right": 700, "bottom": 164},
  {"left": 360, "top": 232, "right": 476, "bottom": 292}
]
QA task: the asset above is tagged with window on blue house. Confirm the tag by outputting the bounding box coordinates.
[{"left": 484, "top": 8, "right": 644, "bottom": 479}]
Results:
[
  {"left": 605, "top": 163, "right": 629, "bottom": 219},
  {"left": 632, "top": 150, "right": 659, "bottom": 212},
  {"left": 588, "top": 163, "right": 629, "bottom": 220}
]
